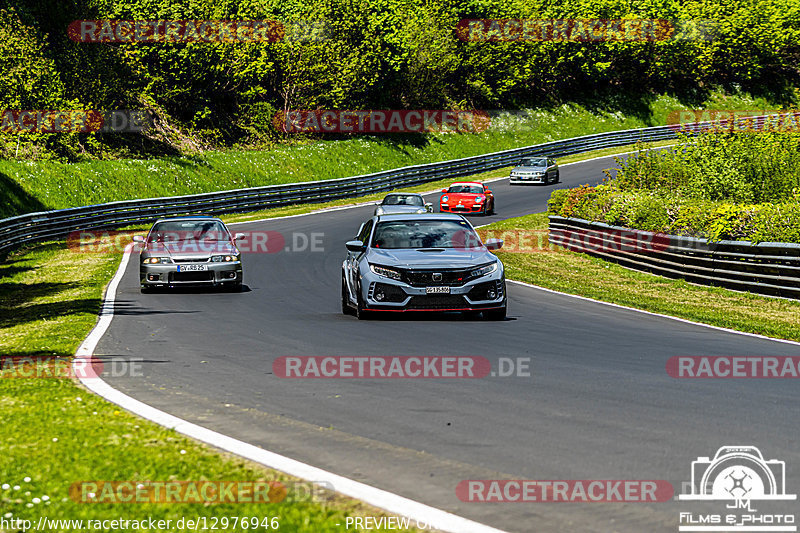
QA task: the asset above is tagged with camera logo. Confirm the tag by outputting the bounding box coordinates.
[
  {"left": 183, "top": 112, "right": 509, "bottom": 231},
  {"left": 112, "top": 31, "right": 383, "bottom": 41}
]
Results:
[
  {"left": 680, "top": 446, "right": 795, "bottom": 501},
  {"left": 678, "top": 446, "right": 796, "bottom": 532}
]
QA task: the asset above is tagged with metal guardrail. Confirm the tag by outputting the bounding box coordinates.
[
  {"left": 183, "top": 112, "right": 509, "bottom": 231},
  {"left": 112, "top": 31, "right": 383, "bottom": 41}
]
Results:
[
  {"left": 0, "top": 114, "right": 785, "bottom": 255},
  {"left": 548, "top": 216, "right": 800, "bottom": 300}
]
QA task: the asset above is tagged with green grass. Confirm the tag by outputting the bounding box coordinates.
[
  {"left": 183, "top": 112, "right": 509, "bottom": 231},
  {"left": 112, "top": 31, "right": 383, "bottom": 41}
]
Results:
[
  {"left": 0, "top": 244, "right": 422, "bottom": 532},
  {"left": 485, "top": 213, "right": 800, "bottom": 342},
  {"left": 0, "top": 91, "right": 776, "bottom": 219}
]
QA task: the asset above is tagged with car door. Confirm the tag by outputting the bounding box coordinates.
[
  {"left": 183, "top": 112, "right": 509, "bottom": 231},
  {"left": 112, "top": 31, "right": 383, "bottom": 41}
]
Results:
[
  {"left": 347, "top": 220, "right": 373, "bottom": 298},
  {"left": 482, "top": 185, "right": 493, "bottom": 208},
  {"left": 548, "top": 158, "right": 557, "bottom": 179}
]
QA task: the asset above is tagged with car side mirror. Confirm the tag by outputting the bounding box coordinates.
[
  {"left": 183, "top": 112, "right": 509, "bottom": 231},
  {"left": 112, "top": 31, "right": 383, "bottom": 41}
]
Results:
[
  {"left": 441, "top": 189, "right": 448, "bottom": 193},
  {"left": 346, "top": 240, "right": 365, "bottom": 252},
  {"left": 132, "top": 235, "right": 144, "bottom": 242},
  {"left": 233, "top": 233, "right": 245, "bottom": 241},
  {"left": 485, "top": 238, "right": 503, "bottom": 251},
  {"left": 485, "top": 189, "right": 492, "bottom": 194}
]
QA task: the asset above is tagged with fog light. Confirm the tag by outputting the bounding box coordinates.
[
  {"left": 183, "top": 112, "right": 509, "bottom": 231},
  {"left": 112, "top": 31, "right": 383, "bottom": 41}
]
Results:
[
  {"left": 374, "top": 288, "right": 385, "bottom": 301},
  {"left": 147, "top": 274, "right": 159, "bottom": 282},
  {"left": 487, "top": 289, "right": 497, "bottom": 299}
]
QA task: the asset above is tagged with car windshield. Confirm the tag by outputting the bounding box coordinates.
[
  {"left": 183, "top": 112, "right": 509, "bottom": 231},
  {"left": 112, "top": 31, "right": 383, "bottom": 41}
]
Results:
[
  {"left": 520, "top": 158, "right": 548, "bottom": 167},
  {"left": 382, "top": 194, "right": 424, "bottom": 206},
  {"left": 447, "top": 185, "right": 483, "bottom": 194},
  {"left": 371, "top": 219, "right": 482, "bottom": 249},
  {"left": 148, "top": 220, "right": 230, "bottom": 242}
]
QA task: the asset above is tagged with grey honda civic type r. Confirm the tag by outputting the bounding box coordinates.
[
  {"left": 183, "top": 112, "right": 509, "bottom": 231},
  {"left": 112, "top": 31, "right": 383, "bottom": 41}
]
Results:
[{"left": 341, "top": 213, "right": 507, "bottom": 320}]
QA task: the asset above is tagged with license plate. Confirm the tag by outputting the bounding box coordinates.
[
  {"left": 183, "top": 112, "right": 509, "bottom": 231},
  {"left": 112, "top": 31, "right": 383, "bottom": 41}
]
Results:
[
  {"left": 177, "top": 264, "right": 207, "bottom": 272},
  {"left": 426, "top": 286, "right": 450, "bottom": 294}
]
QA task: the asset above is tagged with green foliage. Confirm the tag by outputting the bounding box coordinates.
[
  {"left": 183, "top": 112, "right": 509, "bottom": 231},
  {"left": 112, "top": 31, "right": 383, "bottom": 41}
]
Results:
[{"left": 0, "top": 0, "right": 798, "bottom": 160}]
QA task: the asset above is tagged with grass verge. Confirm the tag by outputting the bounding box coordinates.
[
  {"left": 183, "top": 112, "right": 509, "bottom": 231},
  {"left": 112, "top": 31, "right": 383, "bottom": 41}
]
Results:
[
  {"left": 0, "top": 90, "right": 774, "bottom": 218},
  {"left": 485, "top": 213, "right": 800, "bottom": 342},
  {"left": 0, "top": 244, "right": 422, "bottom": 532}
]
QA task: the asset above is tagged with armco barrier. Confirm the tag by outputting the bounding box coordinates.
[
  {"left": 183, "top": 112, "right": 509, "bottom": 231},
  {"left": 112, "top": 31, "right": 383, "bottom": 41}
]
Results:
[
  {"left": 548, "top": 216, "right": 800, "bottom": 300},
  {"left": 0, "top": 113, "right": 789, "bottom": 255}
]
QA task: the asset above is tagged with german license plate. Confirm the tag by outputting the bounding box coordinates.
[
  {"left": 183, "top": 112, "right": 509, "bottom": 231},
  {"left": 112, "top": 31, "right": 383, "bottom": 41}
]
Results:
[
  {"left": 426, "top": 286, "right": 450, "bottom": 294},
  {"left": 177, "top": 264, "right": 207, "bottom": 272}
]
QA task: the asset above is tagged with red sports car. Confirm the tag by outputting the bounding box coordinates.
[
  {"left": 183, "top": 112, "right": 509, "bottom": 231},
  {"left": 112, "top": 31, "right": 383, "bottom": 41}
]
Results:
[{"left": 439, "top": 181, "right": 495, "bottom": 215}]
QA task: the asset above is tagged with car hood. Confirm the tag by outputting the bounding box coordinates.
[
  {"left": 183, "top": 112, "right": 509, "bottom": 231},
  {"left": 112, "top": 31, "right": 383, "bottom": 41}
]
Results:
[
  {"left": 378, "top": 205, "right": 427, "bottom": 214},
  {"left": 513, "top": 165, "right": 547, "bottom": 172},
  {"left": 367, "top": 248, "right": 497, "bottom": 269},
  {"left": 144, "top": 241, "right": 237, "bottom": 257}
]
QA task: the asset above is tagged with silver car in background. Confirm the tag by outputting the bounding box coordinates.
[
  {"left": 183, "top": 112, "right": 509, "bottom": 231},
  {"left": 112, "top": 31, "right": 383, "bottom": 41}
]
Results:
[
  {"left": 374, "top": 193, "right": 433, "bottom": 216},
  {"left": 509, "top": 157, "right": 559, "bottom": 185},
  {"left": 134, "top": 216, "right": 244, "bottom": 292},
  {"left": 341, "top": 213, "right": 506, "bottom": 320}
]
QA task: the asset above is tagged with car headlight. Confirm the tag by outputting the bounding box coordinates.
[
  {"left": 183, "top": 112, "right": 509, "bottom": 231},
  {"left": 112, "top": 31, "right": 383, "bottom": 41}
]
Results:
[
  {"left": 475, "top": 196, "right": 484, "bottom": 202},
  {"left": 471, "top": 262, "right": 498, "bottom": 278},
  {"left": 370, "top": 264, "right": 402, "bottom": 281},
  {"left": 441, "top": 195, "right": 449, "bottom": 202},
  {"left": 143, "top": 257, "right": 171, "bottom": 264},
  {"left": 212, "top": 254, "right": 240, "bottom": 262},
  {"left": 415, "top": 208, "right": 427, "bottom": 214}
]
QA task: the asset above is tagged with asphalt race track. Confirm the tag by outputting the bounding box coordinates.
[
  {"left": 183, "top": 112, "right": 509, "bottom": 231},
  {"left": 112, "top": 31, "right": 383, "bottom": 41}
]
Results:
[{"left": 97, "top": 154, "right": 800, "bottom": 532}]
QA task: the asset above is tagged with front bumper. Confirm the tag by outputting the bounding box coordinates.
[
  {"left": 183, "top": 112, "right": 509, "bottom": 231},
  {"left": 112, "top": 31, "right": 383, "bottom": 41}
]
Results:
[
  {"left": 360, "top": 274, "right": 506, "bottom": 312},
  {"left": 440, "top": 203, "right": 484, "bottom": 213},
  {"left": 510, "top": 174, "right": 546, "bottom": 183},
  {"left": 140, "top": 262, "right": 242, "bottom": 287}
]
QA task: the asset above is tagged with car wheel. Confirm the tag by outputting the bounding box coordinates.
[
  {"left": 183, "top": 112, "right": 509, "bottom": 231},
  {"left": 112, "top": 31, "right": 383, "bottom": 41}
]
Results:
[
  {"left": 554, "top": 170, "right": 560, "bottom": 183},
  {"left": 341, "top": 276, "right": 353, "bottom": 315},
  {"left": 489, "top": 200, "right": 495, "bottom": 215},
  {"left": 485, "top": 306, "right": 507, "bottom": 321}
]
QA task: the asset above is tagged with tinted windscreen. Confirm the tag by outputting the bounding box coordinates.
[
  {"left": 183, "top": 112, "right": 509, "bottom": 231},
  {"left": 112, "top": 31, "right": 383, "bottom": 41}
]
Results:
[
  {"left": 148, "top": 220, "right": 229, "bottom": 242},
  {"left": 447, "top": 185, "right": 483, "bottom": 194},
  {"left": 520, "top": 158, "right": 547, "bottom": 166},
  {"left": 382, "top": 195, "right": 424, "bottom": 206},
  {"left": 372, "top": 219, "right": 481, "bottom": 249}
]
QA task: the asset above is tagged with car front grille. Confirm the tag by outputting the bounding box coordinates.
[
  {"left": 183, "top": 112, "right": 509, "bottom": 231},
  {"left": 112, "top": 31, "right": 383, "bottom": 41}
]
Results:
[
  {"left": 407, "top": 295, "right": 468, "bottom": 309},
  {"left": 173, "top": 257, "right": 210, "bottom": 263},
  {"left": 401, "top": 268, "right": 475, "bottom": 287}
]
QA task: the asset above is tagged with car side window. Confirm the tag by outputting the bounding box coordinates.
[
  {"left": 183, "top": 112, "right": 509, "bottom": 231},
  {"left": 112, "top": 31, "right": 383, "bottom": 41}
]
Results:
[{"left": 357, "top": 220, "right": 373, "bottom": 243}]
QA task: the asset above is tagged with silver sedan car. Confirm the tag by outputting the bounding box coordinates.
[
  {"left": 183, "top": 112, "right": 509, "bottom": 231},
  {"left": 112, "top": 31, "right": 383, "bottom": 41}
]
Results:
[
  {"left": 373, "top": 193, "right": 433, "bottom": 216},
  {"left": 509, "top": 157, "right": 559, "bottom": 185},
  {"left": 134, "top": 216, "right": 244, "bottom": 292},
  {"left": 341, "top": 213, "right": 506, "bottom": 319}
]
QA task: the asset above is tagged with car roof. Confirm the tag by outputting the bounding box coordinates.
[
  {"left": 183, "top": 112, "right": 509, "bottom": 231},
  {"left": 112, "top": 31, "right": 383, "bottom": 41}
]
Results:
[
  {"left": 376, "top": 213, "right": 466, "bottom": 222},
  {"left": 448, "top": 182, "right": 483, "bottom": 187},
  {"left": 153, "top": 216, "right": 222, "bottom": 223}
]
